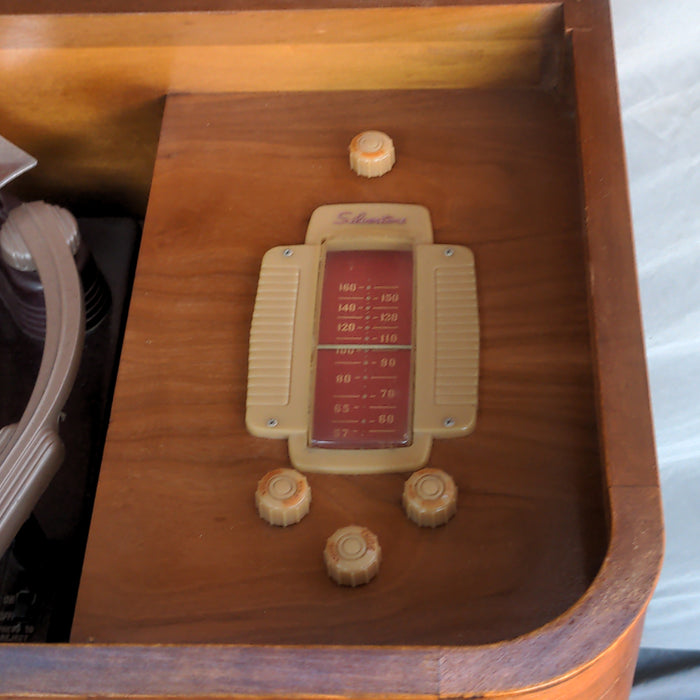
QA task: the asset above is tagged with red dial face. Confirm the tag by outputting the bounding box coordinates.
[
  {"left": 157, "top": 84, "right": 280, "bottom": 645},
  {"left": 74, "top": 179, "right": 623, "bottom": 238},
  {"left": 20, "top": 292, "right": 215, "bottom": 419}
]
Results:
[{"left": 311, "top": 249, "right": 414, "bottom": 449}]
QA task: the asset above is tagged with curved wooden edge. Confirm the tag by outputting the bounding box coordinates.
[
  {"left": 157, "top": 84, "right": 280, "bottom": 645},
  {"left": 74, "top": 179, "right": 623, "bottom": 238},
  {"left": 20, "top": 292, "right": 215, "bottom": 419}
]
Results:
[
  {"left": 439, "top": 485, "right": 663, "bottom": 696},
  {"left": 0, "top": 488, "right": 663, "bottom": 699},
  {"left": 567, "top": 2, "right": 659, "bottom": 490},
  {"left": 0, "top": 0, "right": 663, "bottom": 696}
]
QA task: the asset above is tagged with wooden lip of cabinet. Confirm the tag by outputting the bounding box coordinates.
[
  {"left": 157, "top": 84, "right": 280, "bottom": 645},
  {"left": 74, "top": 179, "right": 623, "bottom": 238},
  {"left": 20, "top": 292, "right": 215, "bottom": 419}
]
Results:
[{"left": 0, "top": 2, "right": 662, "bottom": 699}]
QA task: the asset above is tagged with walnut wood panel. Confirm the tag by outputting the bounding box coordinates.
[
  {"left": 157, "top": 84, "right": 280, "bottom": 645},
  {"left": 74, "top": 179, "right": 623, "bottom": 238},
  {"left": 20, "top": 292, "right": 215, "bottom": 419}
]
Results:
[
  {"left": 568, "top": 8, "right": 658, "bottom": 488},
  {"left": 71, "top": 88, "right": 606, "bottom": 647},
  {"left": 0, "top": 0, "right": 566, "bottom": 11},
  {"left": 0, "top": 4, "right": 563, "bottom": 216},
  {"left": 0, "top": 1, "right": 663, "bottom": 698},
  {"left": 0, "top": 613, "right": 646, "bottom": 699},
  {"left": 0, "top": 482, "right": 658, "bottom": 700},
  {"left": 0, "top": 5, "right": 562, "bottom": 47}
]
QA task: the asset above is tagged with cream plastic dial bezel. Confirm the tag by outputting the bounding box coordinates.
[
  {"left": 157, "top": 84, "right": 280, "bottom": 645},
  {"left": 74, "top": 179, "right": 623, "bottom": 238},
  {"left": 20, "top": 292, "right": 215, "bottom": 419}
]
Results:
[{"left": 246, "top": 203, "right": 478, "bottom": 474}]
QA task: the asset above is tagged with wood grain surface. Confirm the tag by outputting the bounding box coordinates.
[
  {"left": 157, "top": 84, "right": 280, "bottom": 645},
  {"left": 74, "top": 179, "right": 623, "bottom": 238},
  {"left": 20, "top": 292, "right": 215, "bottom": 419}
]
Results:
[
  {"left": 0, "top": 1, "right": 663, "bottom": 698},
  {"left": 0, "top": 4, "right": 562, "bottom": 216},
  {"left": 71, "top": 88, "right": 608, "bottom": 646}
]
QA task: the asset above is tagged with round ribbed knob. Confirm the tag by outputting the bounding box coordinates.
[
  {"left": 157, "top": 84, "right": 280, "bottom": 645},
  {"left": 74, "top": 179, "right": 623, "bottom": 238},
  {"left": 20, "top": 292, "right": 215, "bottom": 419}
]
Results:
[
  {"left": 324, "top": 526, "right": 381, "bottom": 587},
  {"left": 403, "top": 468, "right": 457, "bottom": 527},
  {"left": 1, "top": 201, "right": 80, "bottom": 271},
  {"left": 349, "top": 130, "right": 395, "bottom": 178},
  {"left": 255, "top": 468, "right": 311, "bottom": 526}
]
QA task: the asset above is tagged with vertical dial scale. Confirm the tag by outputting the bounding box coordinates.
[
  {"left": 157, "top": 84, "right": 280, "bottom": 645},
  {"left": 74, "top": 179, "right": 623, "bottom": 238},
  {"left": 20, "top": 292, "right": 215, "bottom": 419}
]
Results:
[
  {"left": 246, "top": 203, "right": 479, "bottom": 474},
  {"left": 312, "top": 249, "right": 413, "bottom": 449}
]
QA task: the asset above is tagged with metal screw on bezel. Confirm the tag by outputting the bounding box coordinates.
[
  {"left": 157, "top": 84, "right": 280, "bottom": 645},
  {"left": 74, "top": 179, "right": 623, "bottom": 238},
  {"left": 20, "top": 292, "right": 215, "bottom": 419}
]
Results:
[
  {"left": 283, "top": 248, "right": 294, "bottom": 257},
  {"left": 444, "top": 248, "right": 454, "bottom": 257},
  {"left": 266, "top": 418, "right": 279, "bottom": 428},
  {"left": 443, "top": 417, "right": 456, "bottom": 428}
]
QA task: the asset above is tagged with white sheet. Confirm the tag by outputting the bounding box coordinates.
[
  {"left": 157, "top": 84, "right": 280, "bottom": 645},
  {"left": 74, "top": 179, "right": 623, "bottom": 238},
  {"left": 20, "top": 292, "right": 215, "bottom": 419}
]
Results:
[
  {"left": 610, "top": 0, "right": 700, "bottom": 650},
  {"left": 633, "top": 648, "right": 700, "bottom": 699}
]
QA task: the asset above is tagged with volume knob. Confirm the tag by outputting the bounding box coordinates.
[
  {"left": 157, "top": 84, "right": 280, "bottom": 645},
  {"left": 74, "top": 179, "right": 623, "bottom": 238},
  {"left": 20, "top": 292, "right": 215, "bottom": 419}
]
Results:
[
  {"left": 403, "top": 468, "right": 457, "bottom": 527},
  {"left": 255, "top": 468, "right": 311, "bottom": 526}
]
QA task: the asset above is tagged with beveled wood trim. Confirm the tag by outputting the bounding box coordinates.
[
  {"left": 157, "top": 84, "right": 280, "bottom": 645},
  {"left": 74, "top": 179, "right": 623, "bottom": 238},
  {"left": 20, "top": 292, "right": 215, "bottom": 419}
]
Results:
[
  {"left": 0, "top": 0, "right": 563, "bottom": 13},
  {"left": 0, "top": 645, "right": 441, "bottom": 698},
  {"left": 0, "top": 0, "right": 663, "bottom": 697},
  {"left": 0, "top": 5, "right": 562, "bottom": 49},
  {"left": 566, "top": 1, "right": 659, "bottom": 488},
  {"left": 0, "top": 4, "right": 563, "bottom": 215},
  {"left": 0, "top": 490, "right": 661, "bottom": 698}
]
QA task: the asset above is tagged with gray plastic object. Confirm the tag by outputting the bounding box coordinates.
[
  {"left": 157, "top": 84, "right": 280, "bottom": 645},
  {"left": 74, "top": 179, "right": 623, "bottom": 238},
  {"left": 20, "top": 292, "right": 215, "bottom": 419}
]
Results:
[
  {"left": 0, "top": 135, "right": 37, "bottom": 191},
  {"left": 0, "top": 201, "right": 85, "bottom": 557}
]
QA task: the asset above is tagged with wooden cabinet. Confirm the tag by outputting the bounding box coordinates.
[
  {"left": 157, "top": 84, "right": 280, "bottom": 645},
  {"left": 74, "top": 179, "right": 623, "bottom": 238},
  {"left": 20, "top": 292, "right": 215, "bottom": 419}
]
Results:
[{"left": 0, "top": 2, "right": 663, "bottom": 698}]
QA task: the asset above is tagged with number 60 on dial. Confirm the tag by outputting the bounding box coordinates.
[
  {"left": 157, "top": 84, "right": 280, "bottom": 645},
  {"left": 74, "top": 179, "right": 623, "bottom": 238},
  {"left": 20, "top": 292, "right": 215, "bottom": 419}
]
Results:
[{"left": 246, "top": 204, "right": 479, "bottom": 475}]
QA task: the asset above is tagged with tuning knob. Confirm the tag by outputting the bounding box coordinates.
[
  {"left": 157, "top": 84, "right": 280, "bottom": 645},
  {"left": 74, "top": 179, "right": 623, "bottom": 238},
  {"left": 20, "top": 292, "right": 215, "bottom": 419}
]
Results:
[{"left": 349, "top": 131, "right": 395, "bottom": 178}]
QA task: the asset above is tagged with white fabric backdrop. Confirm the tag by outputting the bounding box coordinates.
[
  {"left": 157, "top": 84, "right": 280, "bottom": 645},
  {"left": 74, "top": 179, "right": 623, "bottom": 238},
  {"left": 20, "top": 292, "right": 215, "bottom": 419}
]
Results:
[{"left": 610, "top": 0, "right": 700, "bottom": 650}]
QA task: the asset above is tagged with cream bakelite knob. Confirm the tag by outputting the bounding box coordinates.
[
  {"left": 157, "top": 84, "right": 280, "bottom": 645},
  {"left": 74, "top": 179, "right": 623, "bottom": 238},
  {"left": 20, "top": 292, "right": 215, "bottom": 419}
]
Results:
[
  {"left": 324, "top": 526, "right": 381, "bottom": 586},
  {"left": 403, "top": 468, "right": 457, "bottom": 527},
  {"left": 349, "top": 131, "right": 395, "bottom": 178},
  {"left": 255, "top": 468, "right": 311, "bottom": 526}
]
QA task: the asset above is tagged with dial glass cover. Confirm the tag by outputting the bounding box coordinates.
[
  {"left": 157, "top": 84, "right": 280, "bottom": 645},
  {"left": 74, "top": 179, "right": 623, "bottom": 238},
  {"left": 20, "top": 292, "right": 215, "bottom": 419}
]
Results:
[{"left": 311, "top": 248, "right": 413, "bottom": 449}]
